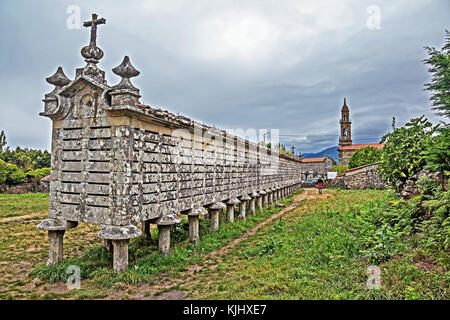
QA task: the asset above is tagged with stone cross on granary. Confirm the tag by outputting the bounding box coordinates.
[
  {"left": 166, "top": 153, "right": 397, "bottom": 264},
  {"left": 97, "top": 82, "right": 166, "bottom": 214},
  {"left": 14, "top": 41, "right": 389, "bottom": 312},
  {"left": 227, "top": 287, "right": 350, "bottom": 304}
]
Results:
[
  {"left": 80, "top": 14, "right": 106, "bottom": 66},
  {"left": 83, "top": 13, "right": 106, "bottom": 47}
]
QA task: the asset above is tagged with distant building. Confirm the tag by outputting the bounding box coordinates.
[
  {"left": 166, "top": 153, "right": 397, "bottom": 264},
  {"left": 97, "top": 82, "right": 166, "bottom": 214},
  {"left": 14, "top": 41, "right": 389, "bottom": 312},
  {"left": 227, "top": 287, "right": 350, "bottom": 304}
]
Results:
[
  {"left": 337, "top": 99, "right": 384, "bottom": 165},
  {"left": 300, "top": 156, "right": 334, "bottom": 180}
]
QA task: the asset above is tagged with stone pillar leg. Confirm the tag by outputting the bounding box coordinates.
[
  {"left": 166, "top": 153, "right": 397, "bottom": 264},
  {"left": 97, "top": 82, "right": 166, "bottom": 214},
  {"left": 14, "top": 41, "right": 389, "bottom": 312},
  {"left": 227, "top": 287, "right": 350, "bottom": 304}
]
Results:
[
  {"left": 239, "top": 201, "right": 246, "bottom": 220},
  {"left": 209, "top": 209, "right": 220, "bottom": 231},
  {"left": 98, "top": 224, "right": 141, "bottom": 273},
  {"left": 158, "top": 225, "right": 171, "bottom": 255},
  {"left": 208, "top": 202, "right": 225, "bottom": 231},
  {"left": 188, "top": 215, "right": 199, "bottom": 244},
  {"left": 103, "top": 239, "right": 113, "bottom": 253},
  {"left": 47, "top": 230, "right": 65, "bottom": 265},
  {"left": 112, "top": 239, "right": 129, "bottom": 274},
  {"left": 256, "top": 196, "right": 262, "bottom": 211},
  {"left": 141, "top": 220, "right": 151, "bottom": 240},
  {"left": 239, "top": 194, "right": 251, "bottom": 220},
  {"left": 249, "top": 197, "right": 256, "bottom": 215},
  {"left": 226, "top": 204, "right": 235, "bottom": 223}
]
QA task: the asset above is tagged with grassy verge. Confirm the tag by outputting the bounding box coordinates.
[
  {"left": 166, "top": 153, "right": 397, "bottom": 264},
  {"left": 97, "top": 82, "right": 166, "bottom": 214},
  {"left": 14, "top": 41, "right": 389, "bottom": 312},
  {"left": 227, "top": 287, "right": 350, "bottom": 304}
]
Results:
[
  {"left": 179, "top": 189, "right": 449, "bottom": 299},
  {"left": 25, "top": 192, "right": 299, "bottom": 299}
]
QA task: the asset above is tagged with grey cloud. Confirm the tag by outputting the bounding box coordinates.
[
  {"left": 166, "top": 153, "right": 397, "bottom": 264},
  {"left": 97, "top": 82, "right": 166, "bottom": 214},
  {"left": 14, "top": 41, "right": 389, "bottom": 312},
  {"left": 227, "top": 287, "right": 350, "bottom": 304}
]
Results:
[{"left": 0, "top": 0, "right": 448, "bottom": 154}]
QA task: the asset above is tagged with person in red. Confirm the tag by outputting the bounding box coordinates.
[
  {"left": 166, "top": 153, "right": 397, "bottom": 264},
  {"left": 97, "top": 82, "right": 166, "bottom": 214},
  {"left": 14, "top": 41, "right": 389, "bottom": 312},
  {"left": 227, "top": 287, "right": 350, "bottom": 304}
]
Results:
[{"left": 317, "top": 178, "right": 323, "bottom": 194}]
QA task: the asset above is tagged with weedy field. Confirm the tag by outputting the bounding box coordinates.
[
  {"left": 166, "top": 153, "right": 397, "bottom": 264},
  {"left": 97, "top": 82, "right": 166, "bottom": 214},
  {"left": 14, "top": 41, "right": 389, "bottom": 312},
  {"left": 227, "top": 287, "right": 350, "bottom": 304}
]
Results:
[{"left": 0, "top": 188, "right": 448, "bottom": 300}]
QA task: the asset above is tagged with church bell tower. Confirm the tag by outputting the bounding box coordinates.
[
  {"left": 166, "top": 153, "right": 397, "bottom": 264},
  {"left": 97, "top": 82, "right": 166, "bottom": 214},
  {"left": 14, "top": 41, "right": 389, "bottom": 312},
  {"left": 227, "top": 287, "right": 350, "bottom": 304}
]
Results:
[{"left": 339, "top": 98, "right": 352, "bottom": 147}]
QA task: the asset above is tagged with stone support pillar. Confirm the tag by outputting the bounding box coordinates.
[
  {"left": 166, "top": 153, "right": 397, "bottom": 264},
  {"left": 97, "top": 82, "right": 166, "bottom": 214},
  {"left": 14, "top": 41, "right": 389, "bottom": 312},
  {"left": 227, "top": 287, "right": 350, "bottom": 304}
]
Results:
[
  {"left": 98, "top": 224, "right": 142, "bottom": 273},
  {"left": 225, "top": 198, "right": 240, "bottom": 223},
  {"left": 238, "top": 194, "right": 251, "bottom": 220},
  {"left": 112, "top": 239, "right": 129, "bottom": 274},
  {"left": 155, "top": 213, "right": 181, "bottom": 256},
  {"left": 186, "top": 206, "right": 207, "bottom": 245},
  {"left": 249, "top": 192, "right": 258, "bottom": 215},
  {"left": 208, "top": 202, "right": 226, "bottom": 231},
  {"left": 37, "top": 218, "right": 77, "bottom": 265},
  {"left": 260, "top": 190, "right": 267, "bottom": 208}
]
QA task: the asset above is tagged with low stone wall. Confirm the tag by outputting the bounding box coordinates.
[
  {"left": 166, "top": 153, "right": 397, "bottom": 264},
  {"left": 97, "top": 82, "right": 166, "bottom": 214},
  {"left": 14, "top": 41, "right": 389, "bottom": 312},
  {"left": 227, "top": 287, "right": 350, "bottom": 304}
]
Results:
[
  {"left": 400, "top": 169, "right": 446, "bottom": 199},
  {"left": 325, "top": 162, "right": 387, "bottom": 189},
  {"left": 0, "top": 176, "right": 50, "bottom": 194}
]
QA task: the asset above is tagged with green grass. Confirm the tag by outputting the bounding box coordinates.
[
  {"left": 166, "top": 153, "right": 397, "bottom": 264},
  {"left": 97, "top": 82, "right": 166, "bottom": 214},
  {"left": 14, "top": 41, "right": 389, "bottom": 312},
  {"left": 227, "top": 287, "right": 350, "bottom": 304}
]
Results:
[
  {"left": 180, "top": 190, "right": 449, "bottom": 299},
  {"left": 26, "top": 193, "right": 298, "bottom": 297},
  {"left": 0, "top": 193, "right": 49, "bottom": 218},
  {"left": 1, "top": 189, "right": 448, "bottom": 300}
]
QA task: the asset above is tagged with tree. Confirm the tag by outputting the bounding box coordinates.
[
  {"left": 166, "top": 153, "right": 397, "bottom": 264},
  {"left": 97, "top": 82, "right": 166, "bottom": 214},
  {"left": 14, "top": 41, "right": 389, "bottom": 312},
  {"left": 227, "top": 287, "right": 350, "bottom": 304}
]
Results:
[
  {"left": 423, "top": 30, "right": 450, "bottom": 118},
  {"left": 422, "top": 124, "right": 450, "bottom": 182},
  {"left": 348, "top": 146, "right": 382, "bottom": 169},
  {"left": 378, "top": 116, "right": 438, "bottom": 192}
]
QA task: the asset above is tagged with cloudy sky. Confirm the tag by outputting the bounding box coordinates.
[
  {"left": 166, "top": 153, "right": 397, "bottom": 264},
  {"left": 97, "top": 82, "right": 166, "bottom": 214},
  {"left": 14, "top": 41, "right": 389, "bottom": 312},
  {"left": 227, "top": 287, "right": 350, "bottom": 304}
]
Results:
[{"left": 0, "top": 0, "right": 448, "bottom": 153}]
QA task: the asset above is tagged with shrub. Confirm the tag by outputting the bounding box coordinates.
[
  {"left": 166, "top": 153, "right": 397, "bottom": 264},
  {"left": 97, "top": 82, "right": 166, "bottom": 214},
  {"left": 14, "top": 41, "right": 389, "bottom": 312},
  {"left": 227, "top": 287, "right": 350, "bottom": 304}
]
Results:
[
  {"left": 0, "top": 159, "right": 8, "bottom": 183},
  {"left": 0, "top": 159, "right": 27, "bottom": 184},
  {"left": 378, "top": 116, "right": 437, "bottom": 192},
  {"left": 8, "top": 166, "right": 27, "bottom": 184},
  {"left": 422, "top": 125, "right": 450, "bottom": 182},
  {"left": 348, "top": 146, "right": 382, "bottom": 169},
  {"left": 26, "top": 168, "right": 50, "bottom": 182}
]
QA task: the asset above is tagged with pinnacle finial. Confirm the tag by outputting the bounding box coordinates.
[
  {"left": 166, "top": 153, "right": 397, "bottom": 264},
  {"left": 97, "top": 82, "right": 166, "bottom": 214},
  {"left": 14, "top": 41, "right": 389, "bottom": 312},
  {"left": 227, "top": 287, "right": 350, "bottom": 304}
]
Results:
[
  {"left": 112, "top": 56, "right": 140, "bottom": 79},
  {"left": 112, "top": 56, "right": 140, "bottom": 92},
  {"left": 46, "top": 67, "right": 71, "bottom": 88}
]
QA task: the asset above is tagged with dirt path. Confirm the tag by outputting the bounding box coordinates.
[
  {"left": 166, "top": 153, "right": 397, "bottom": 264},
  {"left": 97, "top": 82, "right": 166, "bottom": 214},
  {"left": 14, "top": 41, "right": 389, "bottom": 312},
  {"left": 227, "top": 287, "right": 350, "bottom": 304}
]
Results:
[{"left": 120, "top": 188, "right": 335, "bottom": 300}]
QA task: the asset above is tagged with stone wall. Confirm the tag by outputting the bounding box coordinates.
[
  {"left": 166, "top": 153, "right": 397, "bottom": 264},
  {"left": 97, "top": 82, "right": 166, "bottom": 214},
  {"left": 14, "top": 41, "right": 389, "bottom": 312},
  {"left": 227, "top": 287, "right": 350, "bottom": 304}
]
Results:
[
  {"left": 0, "top": 176, "right": 50, "bottom": 194},
  {"left": 400, "top": 169, "right": 446, "bottom": 199},
  {"left": 325, "top": 162, "right": 387, "bottom": 189}
]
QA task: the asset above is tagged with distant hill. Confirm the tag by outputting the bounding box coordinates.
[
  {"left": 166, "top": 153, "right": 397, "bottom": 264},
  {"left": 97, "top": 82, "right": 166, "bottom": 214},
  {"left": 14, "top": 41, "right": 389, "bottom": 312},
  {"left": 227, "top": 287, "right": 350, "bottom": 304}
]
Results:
[{"left": 302, "top": 146, "right": 338, "bottom": 163}]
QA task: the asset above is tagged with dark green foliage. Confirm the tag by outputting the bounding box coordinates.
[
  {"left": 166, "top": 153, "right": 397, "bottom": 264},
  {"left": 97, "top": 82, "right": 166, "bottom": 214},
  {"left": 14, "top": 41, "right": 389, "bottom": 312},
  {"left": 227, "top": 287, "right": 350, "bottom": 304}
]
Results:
[
  {"left": 26, "top": 168, "right": 50, "bottom": 182},
  {"left": 0, "top": 159, "right": 27, "bottom": 185},
  {"left": 423, "top": 30, "right": 450, "bottom": 118},
  {"left": 378, "top": 116, "right": 437, "bottom": 192},
  {"left": 417, "top": 177, "right": 450, "bottom": 257},
  {"left": 0, "top": 146, "right": 51, "bottom": 171},
  {"left": 348, "top": 146, "right": 382, "bottom": 169},
  {"left": 422, "top": 125, "right": 450, "bottom": 180}
]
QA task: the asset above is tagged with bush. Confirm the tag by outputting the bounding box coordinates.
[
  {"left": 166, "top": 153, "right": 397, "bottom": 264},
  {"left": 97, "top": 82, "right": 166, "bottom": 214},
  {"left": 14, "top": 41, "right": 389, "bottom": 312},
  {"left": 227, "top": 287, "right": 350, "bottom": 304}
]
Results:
[
  {"left": 378, "top": 116, "right": 437, "bottom": 192},
  {"left": 26, "top": 168, "right": 50, "bottom": 182},
  {"left": 0, "top": 159, "right": 27, "bottom": 184},
  {"left": 0, "top": 159, "right": 8, "bottom": 183},
  {"left": 8, "top": 166, "right": 27, "bottom": 184},
  {"left": 348, "top": 146, "right": 382, "bottom": 169}
]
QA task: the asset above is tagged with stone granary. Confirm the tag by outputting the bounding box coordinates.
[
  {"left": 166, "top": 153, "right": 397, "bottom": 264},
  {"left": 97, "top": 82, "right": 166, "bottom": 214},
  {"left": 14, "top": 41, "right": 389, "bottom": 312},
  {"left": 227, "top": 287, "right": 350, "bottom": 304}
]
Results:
[{"left": 37, "top": 14, "right": 303, "bottom": 273}]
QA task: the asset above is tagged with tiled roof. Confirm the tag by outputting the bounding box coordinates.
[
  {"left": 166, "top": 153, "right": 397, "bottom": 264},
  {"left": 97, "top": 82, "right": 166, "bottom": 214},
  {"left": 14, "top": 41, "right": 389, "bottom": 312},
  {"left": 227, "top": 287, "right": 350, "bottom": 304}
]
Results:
[
  {"left": 340, "top": 143, "right": 384, "bottom": 150},
  {"left": 301, "top": 157, "right": 327, "bottom": 163}
]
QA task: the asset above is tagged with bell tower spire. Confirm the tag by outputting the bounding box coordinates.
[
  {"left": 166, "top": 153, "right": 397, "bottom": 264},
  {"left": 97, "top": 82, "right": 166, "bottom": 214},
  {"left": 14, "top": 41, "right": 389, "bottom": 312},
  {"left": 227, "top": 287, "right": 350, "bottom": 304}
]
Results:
[{"left": 339, "top": 98, "right": 352, "bottom": 147}]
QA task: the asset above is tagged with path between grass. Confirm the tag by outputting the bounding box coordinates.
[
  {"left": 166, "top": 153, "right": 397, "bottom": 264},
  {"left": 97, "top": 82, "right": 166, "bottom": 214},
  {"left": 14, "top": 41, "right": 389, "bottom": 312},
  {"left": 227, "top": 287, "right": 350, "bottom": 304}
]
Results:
[{"left": 114, "top": 188, "right": 334, "bottom": 300}]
